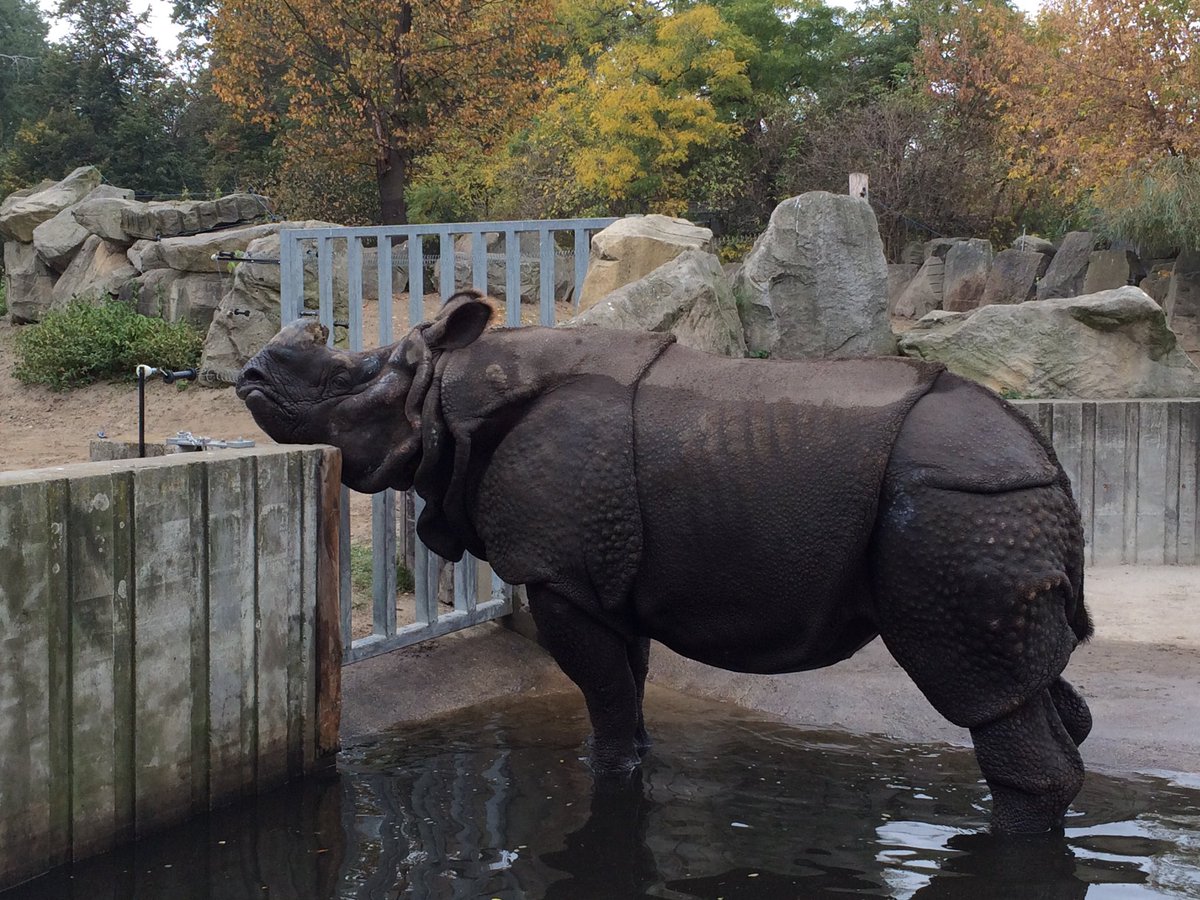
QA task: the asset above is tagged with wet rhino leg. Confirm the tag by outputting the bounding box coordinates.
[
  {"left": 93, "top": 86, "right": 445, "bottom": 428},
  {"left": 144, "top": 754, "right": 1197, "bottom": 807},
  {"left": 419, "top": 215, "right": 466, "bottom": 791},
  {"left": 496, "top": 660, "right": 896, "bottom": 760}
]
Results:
[
  {"left": 628, "top": 637, "right": 652, "bottom": 753},
  {"left": 528, "top": 586, "right": 643, "bottom": 775},
  {"left": 870, "top": 481, "right": 1090, "bottom": 833}
]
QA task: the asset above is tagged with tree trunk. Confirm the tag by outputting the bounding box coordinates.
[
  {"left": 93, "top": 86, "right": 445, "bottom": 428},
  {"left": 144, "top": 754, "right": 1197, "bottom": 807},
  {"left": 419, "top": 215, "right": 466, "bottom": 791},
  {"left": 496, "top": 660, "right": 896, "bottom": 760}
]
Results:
[{"left": 377, "top": 144, "right": 409, "bottom": 225}]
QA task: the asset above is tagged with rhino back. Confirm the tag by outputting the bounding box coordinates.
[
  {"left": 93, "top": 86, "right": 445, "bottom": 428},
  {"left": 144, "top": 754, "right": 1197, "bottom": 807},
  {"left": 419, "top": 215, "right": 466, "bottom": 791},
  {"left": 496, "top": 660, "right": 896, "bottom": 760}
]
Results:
[{"left": 631, "top": 347, "right": 941, "bottom": 673}]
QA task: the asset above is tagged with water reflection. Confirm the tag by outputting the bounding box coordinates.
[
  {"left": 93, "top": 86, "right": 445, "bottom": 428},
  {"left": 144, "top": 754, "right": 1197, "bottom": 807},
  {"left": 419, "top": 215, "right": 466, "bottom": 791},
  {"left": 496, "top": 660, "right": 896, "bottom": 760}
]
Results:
[{"left": 4, "top": 688, "right": 1198, "bottom": 899}]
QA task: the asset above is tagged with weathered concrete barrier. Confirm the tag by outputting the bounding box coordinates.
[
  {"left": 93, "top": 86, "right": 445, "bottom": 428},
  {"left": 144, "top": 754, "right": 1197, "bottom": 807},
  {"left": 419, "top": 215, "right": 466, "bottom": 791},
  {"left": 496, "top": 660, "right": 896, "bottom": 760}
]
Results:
[
  {"left": 0, "top": 445, "right": 342, "bottom": 890},
  {"left": 1015, "top": 400, "right": 1200, "bottom": 565}
]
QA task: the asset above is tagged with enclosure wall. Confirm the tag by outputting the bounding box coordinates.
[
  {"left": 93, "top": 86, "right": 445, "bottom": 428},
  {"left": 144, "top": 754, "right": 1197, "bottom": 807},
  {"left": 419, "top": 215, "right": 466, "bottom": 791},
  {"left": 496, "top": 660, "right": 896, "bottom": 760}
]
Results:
[
  {"left": 0, "top": 445, "right": 342, "bottom": 890},
  {"left": 1014, "top": 399, "right": 1200, "bottom": 565}
]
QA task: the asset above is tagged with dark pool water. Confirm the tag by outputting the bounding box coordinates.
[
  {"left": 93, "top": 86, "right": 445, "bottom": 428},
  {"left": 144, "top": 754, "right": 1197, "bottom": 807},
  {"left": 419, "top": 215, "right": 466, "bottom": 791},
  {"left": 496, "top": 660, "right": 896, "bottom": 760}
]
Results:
[{"left": 7, "top": 688, "right": 1200, "bottom": 899}]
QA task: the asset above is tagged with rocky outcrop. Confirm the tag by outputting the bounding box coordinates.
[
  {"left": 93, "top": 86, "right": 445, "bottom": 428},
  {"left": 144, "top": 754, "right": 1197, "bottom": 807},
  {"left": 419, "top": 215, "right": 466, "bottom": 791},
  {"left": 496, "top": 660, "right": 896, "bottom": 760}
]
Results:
[
  {"left": 578, "top": 215, "right": 713, "bottom": 310},
  {"left": 71, "top": 195, "right": 143, "bottom": 244},
  {"left": 735, "top": 192, "right": 896, "bottom": 358},
  {"left": 120, "top": 193, "right": 272, "bottom": 241},
  {"left": 0, "top": 167, "right": 102, "bottom": 242},
  {"left": 32, "top": 186, "right": 133, "bottom": 271},
  {"left": 563, "top": 249, "right": 746, "bottom": 357},
  {"left": 887, "top": 264, "right": 920, "bottom": 314},
  {"left": 1165, "top": 250, "right": 1200, "bottom": 356},
  {"left": 898, "top": 286, "right": 1200, "bottom": 398},
  {"left": 980, "top": 249, "right": 1049, "bottom": 306},
  {"left": 51, "top": 235, "right": 138, "bottom": 307},
  {"left": 129, "top": 222, "right": 284, "bottom": 273},
  {"left": 1011, "top": 235, "right": 1056, "bottom": 256},
  {"left": 3, "top": 240, "right": 56, "bottom": 323},
  {"left": 943, "top": 239, "right": 994, "bottom": 312},
  {"left": 892, "top": 257, "right": 945, "bottom": 319},
  {"left": 1037, "top": 231, "right": 1101, "bottom": 300},
  {"left": 121, "top": 269, "right": 228, "bottom": 328},
  {"left": 1083, "top": 249, "right": 1144, "bottom": 294}
]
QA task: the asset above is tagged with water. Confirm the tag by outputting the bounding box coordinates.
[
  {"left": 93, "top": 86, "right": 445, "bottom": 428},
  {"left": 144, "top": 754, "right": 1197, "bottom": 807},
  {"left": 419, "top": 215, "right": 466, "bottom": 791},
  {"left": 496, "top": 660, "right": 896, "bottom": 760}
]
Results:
[{"left": 6, "top": 688, "right": 1199, "bottom": 899}]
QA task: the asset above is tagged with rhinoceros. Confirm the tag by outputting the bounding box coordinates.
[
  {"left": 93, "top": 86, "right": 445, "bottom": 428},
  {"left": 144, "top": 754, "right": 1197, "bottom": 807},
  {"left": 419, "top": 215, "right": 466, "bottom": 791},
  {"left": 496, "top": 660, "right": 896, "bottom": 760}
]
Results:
[{"left": 238, "top": 291, "right": 1094, "bottom": 834}]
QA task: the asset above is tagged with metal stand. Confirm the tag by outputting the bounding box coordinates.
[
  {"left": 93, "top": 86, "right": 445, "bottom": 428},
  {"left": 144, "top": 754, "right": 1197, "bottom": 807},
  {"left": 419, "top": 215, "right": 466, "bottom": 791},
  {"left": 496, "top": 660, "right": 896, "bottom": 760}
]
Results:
[{"left": 133, "top": 365, "right": 200, "bottom": 458}]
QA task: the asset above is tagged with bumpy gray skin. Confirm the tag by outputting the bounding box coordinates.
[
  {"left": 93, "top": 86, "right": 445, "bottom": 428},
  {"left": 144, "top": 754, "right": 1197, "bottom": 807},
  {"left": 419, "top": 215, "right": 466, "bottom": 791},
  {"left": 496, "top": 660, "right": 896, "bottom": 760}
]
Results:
[{"left": 238, "top": 293, "right": 1094, "bottom": 835}]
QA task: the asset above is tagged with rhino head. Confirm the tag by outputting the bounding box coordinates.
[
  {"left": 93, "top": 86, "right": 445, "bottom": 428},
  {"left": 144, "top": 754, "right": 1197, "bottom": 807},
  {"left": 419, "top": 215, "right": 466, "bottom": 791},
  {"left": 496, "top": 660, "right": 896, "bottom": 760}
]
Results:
[{"left": 236, "top": 292, "right": 494, "bottom": 494}]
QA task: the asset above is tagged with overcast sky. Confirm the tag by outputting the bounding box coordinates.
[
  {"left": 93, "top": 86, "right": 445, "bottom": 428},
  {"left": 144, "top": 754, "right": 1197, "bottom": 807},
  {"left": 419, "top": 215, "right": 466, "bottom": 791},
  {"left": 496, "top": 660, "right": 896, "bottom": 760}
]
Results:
[{"left": 40, "top": 0, "right": 1045, "bottom": 55}]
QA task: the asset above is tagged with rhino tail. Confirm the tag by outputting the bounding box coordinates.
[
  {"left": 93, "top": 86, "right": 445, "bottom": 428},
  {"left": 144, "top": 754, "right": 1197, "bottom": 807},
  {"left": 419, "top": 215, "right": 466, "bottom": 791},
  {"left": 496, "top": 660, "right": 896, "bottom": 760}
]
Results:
[{"left": 1066, "top": 549, "right": 1094, "bottom": 645}]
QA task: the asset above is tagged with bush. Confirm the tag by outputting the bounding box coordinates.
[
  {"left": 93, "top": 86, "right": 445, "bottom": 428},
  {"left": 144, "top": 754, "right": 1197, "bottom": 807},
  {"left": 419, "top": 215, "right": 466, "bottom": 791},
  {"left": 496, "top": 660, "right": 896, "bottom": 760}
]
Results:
[
  {"left": 0, "top": 278, "right": 7, "bottom": 318},
  {"left": 349, "top": 543, "right": 416, "bottom": 597},
  {"left": 13, "top": 299, "right": 204, "bottom": 390}
]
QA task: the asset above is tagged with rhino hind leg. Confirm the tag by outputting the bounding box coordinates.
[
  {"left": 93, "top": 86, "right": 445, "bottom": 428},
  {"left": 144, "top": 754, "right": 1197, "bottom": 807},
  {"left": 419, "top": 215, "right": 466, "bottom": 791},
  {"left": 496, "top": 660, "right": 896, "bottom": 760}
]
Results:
[
  {"left": 870, "top": 480, "right": 1089, "bottom": 832},
  {"left": 628, "top": 636, "right": 652, "bottom": 753},
  {"left": 528, "top": 586, "right": 645, "bottom": 776}
]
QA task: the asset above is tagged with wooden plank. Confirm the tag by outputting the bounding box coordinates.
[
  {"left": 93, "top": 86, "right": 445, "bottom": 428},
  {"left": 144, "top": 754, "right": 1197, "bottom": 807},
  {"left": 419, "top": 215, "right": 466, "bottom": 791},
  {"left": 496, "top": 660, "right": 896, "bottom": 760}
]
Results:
[
  {"left": 255, "top": 452, "right": 298, "bottom": 790},
  {"left": 204, "top": 455, "right": 258, "bottom": 804},
  {"left": 297, "top": 451, "right": 321, "bottom": 772},
  {"left": 0, "top": 481, "right": 66, "bottom": 888},
  {"left": 1050, "top": 403, "right": 1083, "bottom": 509},
  {"left": 1135, "top": 402, "right": 1168, "bottom": 564},
  {"left": 132, "top": 462, "right": 205, "bottom": 835},
  {"left": 68, "top": 472, "right": 135, "bottom": 858},
  {"left": 285, "top": 452, "right": 307, "bottom": 778},
  {"left": 316, "top": 447, "right": 343, "bottom": 760},
  {"left": 1180, "top": 403, "right": 1200, "bottom": 564},
  {"left": 1091, "top": 403, "right": 1128, "bottom": 564}
]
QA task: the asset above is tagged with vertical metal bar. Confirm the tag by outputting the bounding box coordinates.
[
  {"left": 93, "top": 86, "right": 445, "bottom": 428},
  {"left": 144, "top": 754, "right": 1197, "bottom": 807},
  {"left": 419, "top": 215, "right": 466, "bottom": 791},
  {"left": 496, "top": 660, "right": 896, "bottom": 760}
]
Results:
[
  {"left": 318, "top": 236, "right": 334, "bottom": 344},
  {"left": 471, "top": 229, "right": 487, "bottom": 293},
  {"left": 439, "top": 228, "right": 455, "bottom": 303},
  {"left": 408, "top": 235, "right": 424, "bottom": 326},
  {"left": 378, "top": 236, "right": 394, "bottom": 344},
  {"left": 279, "top": 230, "right": 301, "bottom": 321},
  {"left": 573, "top": 228, "right": 590, "bottom": 309},
  {"left": 453, "top": 556, "right": 477, "bottom": 614},
  {"left": 505, "top": 230, "right": 521, "bottom": 328},
  {"left": 347, "top": 236, "right": 363, "bottom": 351},
  {"left": 539, "top": 228, "right": 555, "bottom": 325},
  {"left": 372, "top": 491, "right": 397, "bottom": 636},
  {"left": 412, "top": 494, "right": 437, "bottom": 625}
]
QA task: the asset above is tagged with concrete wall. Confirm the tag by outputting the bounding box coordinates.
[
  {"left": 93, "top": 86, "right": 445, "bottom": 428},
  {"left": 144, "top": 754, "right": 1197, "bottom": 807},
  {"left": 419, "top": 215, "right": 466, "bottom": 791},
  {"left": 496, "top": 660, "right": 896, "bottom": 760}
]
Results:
[
  {"left": 0, "top": 445, "right": 342, "bottom": 891},
  {"left": 1014, "top": 399, "right": 1200, "bottom": 565}
]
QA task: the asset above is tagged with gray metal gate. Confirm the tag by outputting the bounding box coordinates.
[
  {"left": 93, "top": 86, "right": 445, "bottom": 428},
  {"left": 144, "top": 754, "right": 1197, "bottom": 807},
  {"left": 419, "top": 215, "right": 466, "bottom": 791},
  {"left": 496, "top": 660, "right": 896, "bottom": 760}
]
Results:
[{"left": 278, "top": 218, "right": 617, "bottom": 663}]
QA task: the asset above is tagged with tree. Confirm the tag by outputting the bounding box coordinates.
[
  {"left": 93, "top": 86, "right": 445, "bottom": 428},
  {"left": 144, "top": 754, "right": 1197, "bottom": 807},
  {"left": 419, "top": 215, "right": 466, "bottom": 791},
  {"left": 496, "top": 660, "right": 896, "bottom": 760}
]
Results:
[
  {"left": 0, "top": 0, "right": 49, "bottom": 150},
  {"left": 211, "top": 0, "right": 558, "bottom": 224}
]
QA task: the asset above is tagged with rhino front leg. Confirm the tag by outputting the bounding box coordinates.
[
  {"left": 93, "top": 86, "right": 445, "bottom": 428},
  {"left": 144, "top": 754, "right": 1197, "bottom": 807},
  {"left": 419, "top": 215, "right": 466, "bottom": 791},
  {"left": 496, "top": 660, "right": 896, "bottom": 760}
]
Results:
[
  {"left": 628, "top": 637, "right": 652, "bottom": 754},
  {"left": 528, "top": 586, "right": 643, "bottom": 776}
]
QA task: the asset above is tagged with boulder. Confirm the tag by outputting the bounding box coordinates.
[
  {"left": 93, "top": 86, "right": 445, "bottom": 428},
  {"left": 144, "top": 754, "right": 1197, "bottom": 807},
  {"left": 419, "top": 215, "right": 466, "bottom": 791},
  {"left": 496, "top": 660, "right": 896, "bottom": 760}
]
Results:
[
  {"left": 735, "top": 192, "right": 896, "bottom": 358},
  {"left": 1139, "top": 259, "right": 1176, "bottom": 305},
  {"left": 942, "top": 238, "right": 994, "bottom": 312},
  {"left": 923, "top": 237, "right": 965, "bottom": 261},
  {"left": 1037, "top": 231, "right": 1101, "bottom": 300},
  {"left": 578, "top": 215, "right": 713, "bottom": 310},
  {"left": 120, "top": 192, "right": 272, "bottom": 240},
  {"left": 980, "top": 249, "right": 1049, "bottom": 306},
  {"left": 121, "top": 269, "right": 227, "bottom": 328},
  {"left": 563, "top": 249, "right": 746, "bottom": 357},
  {"left": 887, "top": 264, "right": 920, "bottom": 314},
  {"left": 897, "top": 286, "right": 1200, "bottom": 398},
  {"left": 51, "top": 234, "right": 138, "bottom": 307},
  {"left": 1011, "top": 235, "right": 1056, "bottom": 256},
  {"left": 892, "top": 256, "right": 945, "bottom": 319},
  {"left": 0, "top": 167, "right": 102, "bottom": 242},
  {"left": 71, "top": 195, "right": 143, "bottom": 244},
  {"left": 32, "top": 185, "right": 134, "bottom": 271},
  {"left": 900, "top": 240, "right": 925, "bottom": 265},
  {"left": 130, "top": 222, "right": 283, "bottom": 273},
  {"left": 3, "top": 240, "right": 56, "bottom": 323},
  {"left": 1082, "top": 249, "right": 1144, "bottom": 294},
  {"left": 1164, "top": 250, "right": 1200, "bottom": 354}
]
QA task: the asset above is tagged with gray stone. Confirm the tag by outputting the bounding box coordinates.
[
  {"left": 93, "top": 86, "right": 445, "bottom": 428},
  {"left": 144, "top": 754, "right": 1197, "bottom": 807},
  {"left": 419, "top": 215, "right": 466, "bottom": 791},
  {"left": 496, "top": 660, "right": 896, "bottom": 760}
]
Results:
[
  {"left": 1083, "top": 249, "right": 1144, "bottom": 294},
  {"left": 1139, "top": 258, "right": 1176, "bottom": 305},
  {"left": 897, "top": 286, "right": 1200, "bottom": 398},
  {"left": 981, "top": 249, "right": 1049, "bottom": 306},
  {"left": 892, "top": 256, "right": 945, "bottom": 319},
  {"left": 563, "top": 249, "right": 746, "bottom": 357},
  {"left": 579, "top": 215, "right": 713, "bottom": 310},
  {"left": 943, "top": 238, "right": 994, "bottom": 312},
  {"left": 2, "top": 241, "right": 56, "bottom": 323},
  {"left": 0, "top": 167, "right": 102, "bottom": 242},
  {"left": 51, "top": 235, "right": 138, "bottom": 307},
  {"left": 71, "top": 194, "right": 141, "bottom": 244},
  {"left": 31, "top": 186, "right": 133, "bottom": 271},
  {"left": 131, "top": 222, "right": 283, "bottom": 273},
  {"left": 735, "top": 192, "right": 896, "bottom": 358},
  {"left": 122, "top": 269, "right": 227, "bottom": 327},
  {"left": 119, "top": 192, "right": 272, "bottom": 240},
  {"left": 1165, "top": 250, "right": 1200, "bottom": 354},
  {"left": 923, "top": 237, "right": 965, "bottom": 261},
  {"left": 900, "top": 240, "right": 925, "bottom": 265},
  {"left": 887, "top": 264, "right": 920, "bottom": 314},
  {"left": 1037, "top": 231, "right": 1101, "bottom": 300},
  {"left": 1011, "top": 234, "right": 1056, "bottom": 256}
]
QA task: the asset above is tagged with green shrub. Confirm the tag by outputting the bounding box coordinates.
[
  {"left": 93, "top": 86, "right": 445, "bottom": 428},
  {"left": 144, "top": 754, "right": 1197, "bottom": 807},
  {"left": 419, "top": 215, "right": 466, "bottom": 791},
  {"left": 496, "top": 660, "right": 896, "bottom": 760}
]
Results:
[
  {"left": 0, "top": 278, "right": 7, "bottom": 318},
  {"left": 349, "top": 543, "right": 416, "bottom": 598},
  {"left": 13, "top": 299, "right": 204, "bottom": 390}
]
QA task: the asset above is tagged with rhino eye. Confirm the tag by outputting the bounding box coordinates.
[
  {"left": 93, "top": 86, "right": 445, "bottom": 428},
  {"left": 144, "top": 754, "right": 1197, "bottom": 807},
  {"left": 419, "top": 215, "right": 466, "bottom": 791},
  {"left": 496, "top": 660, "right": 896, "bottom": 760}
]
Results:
[{"left": 332, "top": 370, "right": 353, "bottom": 390}]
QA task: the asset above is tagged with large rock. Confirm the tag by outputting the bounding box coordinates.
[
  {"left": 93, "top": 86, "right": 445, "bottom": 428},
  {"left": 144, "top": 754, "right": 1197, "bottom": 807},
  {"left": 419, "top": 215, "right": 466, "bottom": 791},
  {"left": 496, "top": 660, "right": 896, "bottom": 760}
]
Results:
[
  {"left": 1139, "top": 259, "right": 1176, "bottom": 305},
  {"left": 0, "top": 167, "right": 102, "bottom": 242},
  {"left": 887, "top": 264, "right": 920, "bottom": 314},
  {"left": 129, "top": 222, "right": 284, "bottom": 273},
  {"left": 980, "top": 249, "right": 1049, "bottom": 306},
  {"left": 563, "top": 249, "right": 746, "bottom": 357},
  {"left": 735, "top": 192, "right": 896, "bottom": 358},
  {"left": 71, "top": 195, "right": 143, "bottom": 244},
  {"left": 897, "top": 286, "right": 1200, "bottom": 398},
  {"left": 1083, "top": 249, "right": 1144, "bottom": 294},
  {"left": 3, "top": 240, "right": 56, "bottom": 323},
  {"left": 578, "top": 215, "right": 713, "bottom": 310},
  {"left": 1037, "top": 231, "right": 1101, "bottom": 300},
  {"left": 119, "top": 192, "right": 272, "bottom": 240},
  {"left": 892, "top": 256, "right": 945, "bottom": 319},
  {"left": 1164, "top": 250, "right": 1200, "bottom": 354},
  {"left": 942, "top": 238, "right": 994, "bottom": 312},
  {"left": 122, "top": 269, "right": 227, "bottom": 328},
  {"left": 923, "top": 237, "right": 965, "bottom": 261},
  {"left": 51, "top": 234, "right": 138, "bottom": 306},
  {"left": 32, "top": 184, "right": 134, "bottom": 271},
  {"left": 1011, "top": 234, "right": 1056, "bottom": 257}
]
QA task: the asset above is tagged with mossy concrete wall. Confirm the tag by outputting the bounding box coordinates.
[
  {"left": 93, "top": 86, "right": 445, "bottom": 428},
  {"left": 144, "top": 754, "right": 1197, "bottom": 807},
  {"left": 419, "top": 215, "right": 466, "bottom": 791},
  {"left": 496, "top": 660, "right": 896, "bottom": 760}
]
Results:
[
  {"left": 1015, "top": 400, "right": 1200, "bottom": 565},
  {"left": 0, "top": 445, "right": 342, "bottom": 890}
]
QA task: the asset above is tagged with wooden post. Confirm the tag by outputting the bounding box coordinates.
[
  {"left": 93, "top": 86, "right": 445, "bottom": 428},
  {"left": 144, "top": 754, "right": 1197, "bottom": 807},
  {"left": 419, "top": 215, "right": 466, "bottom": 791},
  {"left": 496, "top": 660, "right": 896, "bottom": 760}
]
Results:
[{"left": 849, "top": 172, "right": 869, "bottom": 201}]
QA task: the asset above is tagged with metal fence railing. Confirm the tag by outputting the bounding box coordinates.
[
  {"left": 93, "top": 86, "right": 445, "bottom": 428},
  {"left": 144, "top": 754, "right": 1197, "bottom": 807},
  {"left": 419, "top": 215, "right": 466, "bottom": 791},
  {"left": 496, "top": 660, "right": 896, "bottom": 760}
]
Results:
[{"left": 278, "top": 218, "right": 617, "bottom": 663}]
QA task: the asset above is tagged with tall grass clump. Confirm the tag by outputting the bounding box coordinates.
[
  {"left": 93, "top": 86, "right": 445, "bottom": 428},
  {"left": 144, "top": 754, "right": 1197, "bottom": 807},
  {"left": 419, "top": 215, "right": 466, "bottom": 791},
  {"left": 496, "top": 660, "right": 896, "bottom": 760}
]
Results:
[
  {"left": 1092, "top": 156, "right": 1200, "bottom": 254},
  {"left": 13, "top": 299, "right": 204, "bottom": 390}
]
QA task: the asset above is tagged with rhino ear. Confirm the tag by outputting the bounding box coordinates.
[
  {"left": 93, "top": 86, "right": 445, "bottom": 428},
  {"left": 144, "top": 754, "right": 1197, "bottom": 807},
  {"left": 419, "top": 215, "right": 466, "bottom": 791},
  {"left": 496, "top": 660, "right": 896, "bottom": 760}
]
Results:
[{"left": 424, "top": 291, "right": 494, "bottom": 351}]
